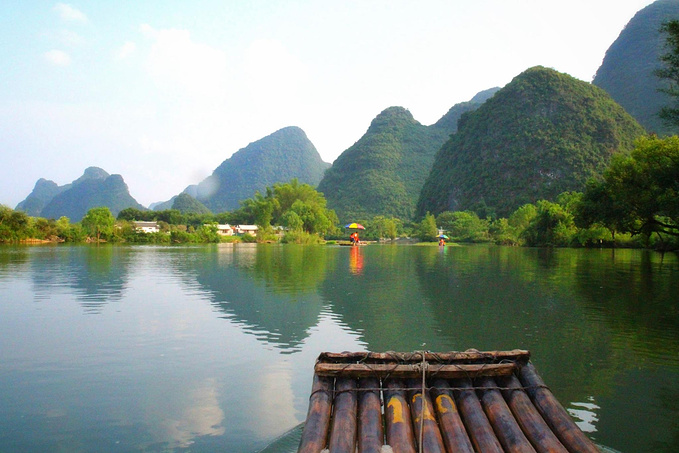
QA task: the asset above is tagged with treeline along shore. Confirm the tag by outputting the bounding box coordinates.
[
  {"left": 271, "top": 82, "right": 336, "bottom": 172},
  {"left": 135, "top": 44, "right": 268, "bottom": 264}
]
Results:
[{"left": 2, "top": 135, "right": 678, "bottom": 252}]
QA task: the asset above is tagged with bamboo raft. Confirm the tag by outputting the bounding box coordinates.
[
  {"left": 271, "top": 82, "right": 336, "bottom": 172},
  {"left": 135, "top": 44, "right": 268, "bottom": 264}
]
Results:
[{"left": 298, "top": 350, "right": 600, "bottom": 453}]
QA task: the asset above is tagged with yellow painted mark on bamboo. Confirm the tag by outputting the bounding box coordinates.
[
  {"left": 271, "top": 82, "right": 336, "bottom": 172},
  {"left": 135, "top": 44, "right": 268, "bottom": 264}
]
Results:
[
  {"left": 387, "top": 397, "right": 406, "bottom": 424},
  {"left": 411, "top": 394, "right": 436, "bottom": 422},
  {"left": 436, "top": 394, "right": 458, "bottom": 415}
]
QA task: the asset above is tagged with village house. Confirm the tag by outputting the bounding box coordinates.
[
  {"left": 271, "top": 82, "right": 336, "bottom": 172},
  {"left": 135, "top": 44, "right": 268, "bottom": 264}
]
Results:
[
  {"left": 216, "top": 224, "right": 233, "bottom": 236},
  {"left": 133, "top": 221, "right": 160, "bottom": 233},
  {"left": 233, "top": 224, "right": 258, "bottom": 237},
  {"left": 213, "top": 224, "right": 258, "bottom": 237}
]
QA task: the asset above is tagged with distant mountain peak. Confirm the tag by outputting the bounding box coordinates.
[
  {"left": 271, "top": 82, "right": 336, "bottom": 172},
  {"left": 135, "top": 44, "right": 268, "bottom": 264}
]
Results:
[
  {"left": 470, "top": 87, "right": 500, "bottom": 104},
  {"left": 593, "top": 0, "right": 679, "bottom": 135},
  {"left": 16, "top": 167, "right": 144, "bottom": 221},
  {"left": 317, "top": 88, "right": 502, "bottom": 222},
  {"left": 75, "top": 167, "right": 110, "bottom": 184},
  {"left": 188, "top": 126, "right": 330, "bottom": 213},
  {"left": 418, "top": 66, "right": 646, "bottom": 218},
  {"left": 366, "top": 107, "right": 419, "bottom": 134}
]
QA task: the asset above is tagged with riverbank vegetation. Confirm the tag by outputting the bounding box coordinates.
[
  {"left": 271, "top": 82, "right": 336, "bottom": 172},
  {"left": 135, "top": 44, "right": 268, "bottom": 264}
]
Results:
[{"left": 2, "top": 136, "right": 677, "bottom": 250}]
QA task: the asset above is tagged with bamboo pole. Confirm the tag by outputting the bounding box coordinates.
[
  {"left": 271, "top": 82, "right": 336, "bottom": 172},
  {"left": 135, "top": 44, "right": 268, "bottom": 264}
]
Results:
[
  {"left": 519, "top": 363, "right": 600, "bottom": 453},
  {"left": 405, "top": 378, "right": 446, "bottom": 453},
  {"left": 453, "top": 378, "right": 504, "bottom": 453},
  {"left": 358, "top": 378, "right": 384, "bottom": 453},
  {"left": 318, "top": 349, "right": 530, "bottom": 363},
  {"left": 383, "top": 379, "right": 417, "bottom": 453},
  {"left": 298, "top": 375, "right": 333, "bottom": 453},
  {"left": 430, "top": 379, "right": 475, "bottom": 453},
  {"left": 327, "top": 378, "right": 358, "bottom": 453},
  {"left": 498, "top": 374, "right": 569, "bottom": 453},
  {"left": 476, "top": 376, "right": 537, "bottom": 453},
  {"left": 315, "top": 362, "right": 516, "bottom": 378}
]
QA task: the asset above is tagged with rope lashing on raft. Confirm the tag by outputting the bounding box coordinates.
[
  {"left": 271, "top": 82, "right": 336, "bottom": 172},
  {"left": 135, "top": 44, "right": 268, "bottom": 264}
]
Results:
[{"left": 307, "top": 350, "right": 550, "bottom": 398}]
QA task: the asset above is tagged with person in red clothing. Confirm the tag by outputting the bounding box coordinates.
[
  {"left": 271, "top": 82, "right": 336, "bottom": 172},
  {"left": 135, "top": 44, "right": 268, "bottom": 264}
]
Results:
[{"left": 351, "top": 232, "right": 360, "bottom": 245}]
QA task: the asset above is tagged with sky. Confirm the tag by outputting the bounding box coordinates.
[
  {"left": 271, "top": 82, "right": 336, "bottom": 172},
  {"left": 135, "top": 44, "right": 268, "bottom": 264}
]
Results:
[{"left": 0, "top": 0, "right": 658, "bottom": 209}]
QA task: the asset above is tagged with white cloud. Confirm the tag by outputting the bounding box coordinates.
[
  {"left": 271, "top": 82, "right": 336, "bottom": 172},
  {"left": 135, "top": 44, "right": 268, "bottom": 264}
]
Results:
[
  {"left": 54, "top": 3, "right": 88, "bottom": 22},
  {"left": 140, "top": 24, "right": 228, "bottom": 98},
  {"left": 55, "top": 29, "right": 84, "bottom": 46},
  {"left": 44, "top": 49, "right": 71, "bottom": 66},
  {"left": 115, "top": 41, "right": 136, "bottom": 60}
]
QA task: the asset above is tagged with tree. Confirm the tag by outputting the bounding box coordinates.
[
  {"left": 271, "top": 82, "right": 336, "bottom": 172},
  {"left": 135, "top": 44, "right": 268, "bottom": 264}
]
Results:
[
  {"left": 239, "top": 192, "right": 274, "bottom": 229},
  {"left": 655, "top": 19, "right": 679, "bottom": 127},
  {"left": 369, "top": 216, "right": 400, "bottom": 240},
  {"left": 508, "top": 204, "right": 538, "bottom": 240},
  {"left": 435, "top": 211, "right": 458, "bottom": 232},
  {"left": 522, "top": 200, "right": 576, "bottom": 247},
  {"left": 576, "top": 180, "right": 630, "bottom": 241},
  {"left": 0, "top": 206, "right": 30, "bottom": 242},
  {"left": 444, "top": 211, "right": 490, "bottom": 242},
  {"left": 280, "top": 211, "right": 303, "bottom": 232},
  {"left": 155, "top": 209, "right": 184, "bottom": 225},
  {"left": 601, "top": 136, "right": 679, "bottom": 243},
  {"left": 117, "top": 208, "right": 148, "bottom": 221},
  {"left": 233, "top": 179, "right": 339, "bottom": 238},
  {"left": 416, "top": 212, "right": 438, "bottom": 242},
  {"left": 81, "top": 207, "right": 115, "bottom": 242}
]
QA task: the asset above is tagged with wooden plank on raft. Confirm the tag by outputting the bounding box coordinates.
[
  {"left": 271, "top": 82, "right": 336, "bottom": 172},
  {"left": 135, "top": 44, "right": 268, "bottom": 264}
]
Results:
[
  {"left": 383, "top": 379, "right": 417, "bottom": 453},
  {"left": 358, "top": 378, "right": 384, "bottom": 453},
  {"left": 297, "top": 375, "right": 333, "bottom": 453},
  {"left": 476, "top": 376, "right": 537, "bottom": 453},
  {"left": 430, "top": 379, "right": 475, "bottom": 453},
  {"left": 406, "top": 378, "right": 446, "bottom": 453},
  {"left": 315, "top": 362, "right": 517, "bottom": 378},
  {"left": 453, "top": 378, "right": 504, "bottom": 453},
  {"left": 519, "top": 363, "right": 600, "bottom": 453},
  {"left": 318, "top": 349, "right": 530, "bottom": 363},
  {"left": 497, "top": 374, "right": 569, "bottom": 453},
  {"left": 327, "top": 378, "right": 358, "bottom": 453}
]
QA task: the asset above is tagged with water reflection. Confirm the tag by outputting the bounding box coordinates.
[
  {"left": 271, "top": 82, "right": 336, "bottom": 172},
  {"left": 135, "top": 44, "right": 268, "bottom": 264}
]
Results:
[
  {"left": 568, "top": 398, "right": 600, "bottom": 433},
  {"left": 321, "top": 246, "right": 438, "bottom": 352},
  {"left": 349, "top": 246, "right": 364, "bottom": 275},
  {"left": 145, "top": 378, "right": 226, "bottom": 449},
  {"left": 176, "top": 244, "right": 330, "bottom": 352},
  {"left": 0, "top": 244, "right": 678, "bottom": 453},
  {"left": 28, "top": 246, "right": 130, "bottom": 313}
]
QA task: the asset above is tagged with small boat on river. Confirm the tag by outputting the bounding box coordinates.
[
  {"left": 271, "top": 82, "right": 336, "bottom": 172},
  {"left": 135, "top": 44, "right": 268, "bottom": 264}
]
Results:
[{"left": 298, "top": 350, "right": 599, "bottom": 453}]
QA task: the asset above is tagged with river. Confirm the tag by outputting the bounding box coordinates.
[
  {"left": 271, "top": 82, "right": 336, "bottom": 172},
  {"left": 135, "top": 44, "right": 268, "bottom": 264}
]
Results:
[{"left": 0, "top": 243, "right": 677, "bottom": 452}]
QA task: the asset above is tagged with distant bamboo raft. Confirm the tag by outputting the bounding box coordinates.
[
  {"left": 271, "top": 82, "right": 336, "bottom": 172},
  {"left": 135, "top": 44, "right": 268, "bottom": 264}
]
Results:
[{"left": 298, "top": 350, "right": 599, "bottom": 453}]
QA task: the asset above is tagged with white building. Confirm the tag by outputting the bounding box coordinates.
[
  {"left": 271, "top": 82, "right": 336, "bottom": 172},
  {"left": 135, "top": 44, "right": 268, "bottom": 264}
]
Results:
[
  {"left": 234, "top": 225, "right": 258, "bottom": 237},
  {"left": 133, "top": 221, "right": 160, "bottom": 233},
  {"left": 216, "top": 224, "right": 233, "bottom": 236}
]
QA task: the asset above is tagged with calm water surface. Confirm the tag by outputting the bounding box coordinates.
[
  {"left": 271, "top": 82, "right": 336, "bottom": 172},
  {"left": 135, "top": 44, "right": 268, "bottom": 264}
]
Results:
[{"left": 0, "top": 244, "right": 677, "bottom": 452}]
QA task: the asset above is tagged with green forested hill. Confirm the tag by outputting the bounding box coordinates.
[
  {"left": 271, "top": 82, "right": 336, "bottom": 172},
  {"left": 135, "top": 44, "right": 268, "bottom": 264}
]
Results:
[
  {"left": 15, "top": 178, "right": 65, "bottom": 216},
  {"left": 193, "top": 126, "right": 330, "bottom": 213},
  {"left": 417, "top": 66, "right": 646, "bottom": 218},
  {"left": 39, "top": 167, "right": 144, "bottom": 221},
  {"left": 317, "top": 94, "right": 495, "bottom": 222},
  {"left": 432, "top": 87, "right": 499, "bottom": 131},
  {"left": 593, "top": 0, "right": 679, "bottom": 136},
  {"left": 317, "top": 107, "right": 449, "bottom": 222},
  {"left": 171, "top": 193, "right": 211, "bottom": 214}
]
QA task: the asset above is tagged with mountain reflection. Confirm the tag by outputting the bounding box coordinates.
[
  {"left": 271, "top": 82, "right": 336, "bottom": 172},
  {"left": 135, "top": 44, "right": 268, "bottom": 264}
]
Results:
[
  {"left": 185, "top": 244, "right": 330, "bottom": 352},
  {"left": 29, "top": 245, "right": 130, "bottom": 313},
  {"left": 321, "top": 245, "right": 439, "bottom": 352}
]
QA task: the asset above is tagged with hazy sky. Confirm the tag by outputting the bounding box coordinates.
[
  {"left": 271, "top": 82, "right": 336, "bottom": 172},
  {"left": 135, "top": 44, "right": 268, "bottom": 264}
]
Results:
[{"left": 0, "top": 1, "right": 657, "bottom": 208}]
